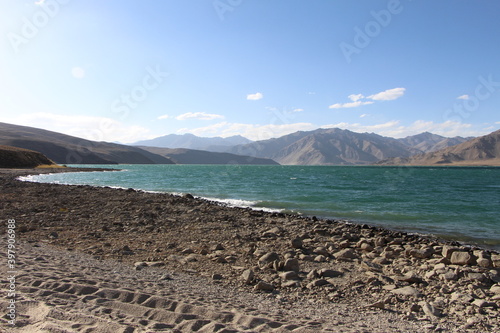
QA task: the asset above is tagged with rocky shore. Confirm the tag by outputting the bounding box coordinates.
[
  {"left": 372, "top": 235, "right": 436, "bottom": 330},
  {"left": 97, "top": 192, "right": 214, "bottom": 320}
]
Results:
[{"left": 1, "top": 168, "right": 499, "bottom": 332}]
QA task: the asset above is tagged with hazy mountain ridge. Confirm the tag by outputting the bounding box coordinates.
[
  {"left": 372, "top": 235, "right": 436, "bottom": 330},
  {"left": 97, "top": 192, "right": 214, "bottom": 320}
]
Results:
[
  {"left": 134, "top": 133, "right": 252, "bottom": 151},
  {"left": 397, "top": 132, "right": 471, "bottom": 153},
  {"left": 138, "top": 147, "right": 279, "bottom": 165},
  {"left": 377, "top": 129, "right": 500, "bottom": 166}
]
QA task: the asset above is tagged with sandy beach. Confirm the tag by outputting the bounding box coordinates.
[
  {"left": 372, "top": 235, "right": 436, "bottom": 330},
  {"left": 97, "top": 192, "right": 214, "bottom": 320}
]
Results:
[{"left": 1, "top": 168, "right": 499, "bottom": 332}]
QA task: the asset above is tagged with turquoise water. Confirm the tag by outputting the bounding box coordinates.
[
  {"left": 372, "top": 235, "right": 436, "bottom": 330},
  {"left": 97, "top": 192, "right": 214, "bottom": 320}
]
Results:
[{"left": 22, "top": 165, "right": 500, "bottom": 251}]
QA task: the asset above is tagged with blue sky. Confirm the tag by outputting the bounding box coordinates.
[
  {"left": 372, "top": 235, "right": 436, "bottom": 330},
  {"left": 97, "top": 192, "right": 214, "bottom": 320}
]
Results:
[{"left": 1, "top": 0, "right": 499, "bottom": 143}]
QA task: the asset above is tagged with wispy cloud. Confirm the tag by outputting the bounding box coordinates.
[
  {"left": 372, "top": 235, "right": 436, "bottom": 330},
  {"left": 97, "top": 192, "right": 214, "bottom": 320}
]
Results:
[
  {"left": 175, "top": 112, "right": 224, "bottom": 121},
  {"left": 329, "top": 87, "right": 405, "bottom": 109},
  {"left": 34, "top": 0, "right": 46, "bottom": 5},
  {"left": 329, "top": 101, "right": 374, "bottom": 109},
  {"left": 367, "top": 87, "right": 406, "bottom": 101},
  {"left": 293, "top": 108, "right": 304, "bottom": 112},
  {"left": 157, "top": 114, "right": 169, "bottom": 120},
  {"left": 247, "top": 92, "right": 263, "bottom": 100},
  {"left": 457, "top": 94, "right": 470, "bottom": 100}
]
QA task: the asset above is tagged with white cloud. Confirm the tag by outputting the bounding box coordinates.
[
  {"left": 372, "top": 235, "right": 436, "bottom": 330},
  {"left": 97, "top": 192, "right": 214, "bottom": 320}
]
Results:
[
  {"left": 322, "top": 120, "right": 487, "bottom": 138},
  {"left": 457, "top": 94, "right": 470, "bottom": 100},
  {"left": 360, "top": 114, "right": 368, "bottom": 118},
  {"left": 34, "top": 0, "right": 46, "bottom": 5},
  {"left": 368, "top": 87, "right": 406, "bottom": 101},
  {"left": 329, "top": 101, "right": 374, "bottom": 109},
  {"left": 177, "top": 121, "right": 315, "bottom": 141},
  {"left": 175, "top": 112, "right": 224, "bottom": 121},
  {"left": 348, "top": 94, "right": 364, "bottom": 102},
  {"left": 293, "top": 108, "right": 304, "bottom": 112},
  {"left": 157, "top": 114, "right": 170, "bottom": 120},
  {"left": 1, "top": 112, "right": 151, "bottom": 143},
  {"left": 247, "top": 92, "right": 263, "bottom": 101},
  {"left": 71, "top": 67, "right": 85, "bottom": 79}
]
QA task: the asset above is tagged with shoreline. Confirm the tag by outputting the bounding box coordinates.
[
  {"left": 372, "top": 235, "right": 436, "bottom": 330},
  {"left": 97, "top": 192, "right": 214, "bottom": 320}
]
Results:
[
  {"left": 2, "top": 167, "right": 500, "bottom": 332},
  {"left": 16, "top": 166, "right": 500, "bottom": 253}
]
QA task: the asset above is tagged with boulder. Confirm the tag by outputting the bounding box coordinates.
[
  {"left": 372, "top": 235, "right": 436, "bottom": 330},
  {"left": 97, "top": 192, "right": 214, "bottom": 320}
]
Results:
[
  {"left": 450, "top": 251, "right": 476, "bottom": 265},
  {"left": 283, "top": 258, "right": 300, "bottom": 273},
  {"left": 254, "top": 281, "right": 274, "bottom": 292},
  {"left": 390, "top": 286, "right": 422, "bottom": 297},
  {"left": 259, "top": 252, "right": 280, "bottom": 267}
]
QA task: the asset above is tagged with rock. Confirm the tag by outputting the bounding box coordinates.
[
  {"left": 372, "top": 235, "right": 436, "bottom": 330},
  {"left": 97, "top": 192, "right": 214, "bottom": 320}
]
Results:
[
  {"left": 181, "top": 248, "right": 194, "bottom": 254},
  {"left": 467, "top": 272, "right": 487, "bottom": 282},
  {"left": 313, "top": 246, "right": 330, "bottom": 256},
  {"left": 366, "top": 300, "right": 385, "bottom": 309},
  {"left": 282, "top": 280, "right": 300, "bottom": 288},
  {"left": 212, "top": 273, "right": 223, "bottom": 280},
  {"left": 491, "top": 254, "right": 500, "bottom": 268},
  {"left": 335, "top": 248, "right": 358, "bottom": 260},
  {"left": 48, "top": 231, "right": 59, "bottom": 239},
  {"left": 390, "top": 286, "right": 422, "bottom": 297},
  {"left": 419, "top": 301, "right": 442, "bottom": 318},
  {"left": 254, "top": 281, "right": 274, "bottom": 292},
  {"left": 134, "top": 261, "right": 148, "bottom": 268},
  {"left": 258, "top": 252, "right": 280, "bottom": 267},
  {"left": 451, "top": 292, "right": 474, "bottom": 303},
  {"left": 319, "top": 269, "right": 342, "bottom": 278},
  {"left": 359, "top": 242, "right": 374, "bottom": 252},
  {"left": 241, "top": 269, "right": 255, "bottom": 284},
  {"left": 307, "top": 279, "right": 330, "bottom": 288},
  {"left": 314, "top": 255, "right": 327, "bottom": 262},
  {"left": 283, "top": 258, "right": 300, "bottom": 273},
  {"left": 361, "top": 260, "right": 382, "bottom": 272},
  {"left": 280, "top": 271, "right": 299, "bottom": 281},
  {"left": 476, "top": 257, "right": 492, "bottom": 268},
  {"left": 372, "top": 257, "right": 390, "bottom": 265},
  {"left": 472, "top": 299, "right": 498, "bottom": 308},
  {"left": 290, "top": 237, "right": 303, "bottom": 249},
  {"left": 397, "top": 272, "right": 421, "bottom": 284},
  {"left": 490, "top": 285, "right": 500, "bottom": 294},
  {"left": 442, "top": 246, "right": 460, "bottom": 259},
  {"left": 307, "top": 269, "right": 319, "bottom": 280},
  {"left": 299, "top": 254, "right": 314, "bottom": 262},
  {"left": 450, "top": 251, "right": 476, "bottom": 265},
  {"left": 408, "top": 247, "right": 434, "bottom": 259},
  {"left": 212, "top": 243, "right": 224, "bottom": 251},
  {"left": 441, "top": 271, "right": 458, "bottom": 281}
]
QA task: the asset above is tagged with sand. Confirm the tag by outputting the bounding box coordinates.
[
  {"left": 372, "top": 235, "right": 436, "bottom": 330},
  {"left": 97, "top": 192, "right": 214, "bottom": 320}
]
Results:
[{"left": 0, "top": 168, "right": 499, "bottom": 332}]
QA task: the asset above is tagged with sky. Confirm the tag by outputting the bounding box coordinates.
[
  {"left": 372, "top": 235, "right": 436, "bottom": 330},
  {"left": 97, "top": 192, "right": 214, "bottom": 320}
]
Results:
[{"left": 1, "top": 0, "right": 500, "bottom": 143}]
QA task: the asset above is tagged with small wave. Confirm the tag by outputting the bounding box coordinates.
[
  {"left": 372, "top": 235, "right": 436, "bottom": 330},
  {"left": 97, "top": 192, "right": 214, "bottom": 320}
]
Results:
[{"left": 201, "top": 196, "right": 282, "bottom": 213}]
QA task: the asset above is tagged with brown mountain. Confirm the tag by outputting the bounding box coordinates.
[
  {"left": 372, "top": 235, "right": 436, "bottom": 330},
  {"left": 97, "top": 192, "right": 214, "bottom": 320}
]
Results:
[
  {"left": 397, "top": 132, "right": 471, "bottom": 153},
  {"left": 377, "top": 129, "right": 500, "bottom": 166},
  {"left": 228, "top": 128, "right": 420, "bottom": 165},
  {"left": 0, "top": 145, "right": 56, "bottom": 168},
  {"left": 0, "top": 122, "right": 174, "bottom": 165},
  {"left": 139, "top": 147, "right": 279, "bottom": 165}
]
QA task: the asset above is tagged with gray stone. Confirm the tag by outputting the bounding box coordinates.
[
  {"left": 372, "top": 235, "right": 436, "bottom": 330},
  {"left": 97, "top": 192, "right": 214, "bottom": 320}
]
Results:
[
  {"left": 450, "top": 251, "right": 476, "bottom": 265},
  {"left": 476, "top": 257, "right": 492, "bottom": 268},
  {"left": 314, "top": 255, "right": 327, "bottom": 262},
  {"left": 451, "top": 292, "right": 474, "bottom": 303},
  {"left": 335, "top": 248, "right": 358, "bottom": 260},
  {"left": 283, "top": 258, "right": 300, "bottom": 273},
  {"left": 254, "top": 281, "right": 274, "bottom": 292},
  {"left": 490, "top": 285, "right": 500, "bottom": 294},
  {"left": 307, "top": 279, "right": 330, "bottom": 288},
  {"left": 241, "top": 269, "right": 255, "bottom": 284},
  {"left": 280, "top": 271, "right": 299, "bottom": 281},
  {"left": 259, "top": 252, "right": 280, "bottom": 267},
  {"left": 390, "top": 286, "right": 422, "bottom": 297},
  {"left": 319, "top": 269, "right": 343, "bottom": 278},
  {"left": 313, "top": 246, "right": 330, "bottom": 256},
  {"left": 408, "top": 247, "right": 434, "bottom": 259},
  {"left": 212, "top": 274, "right": 223, "bottom": 280},
  {"left": 442, "top": 246, "right": 460, "bottom": 259},
  {"left": 419, "top": 301, "right": 442, "bottom": 318}
]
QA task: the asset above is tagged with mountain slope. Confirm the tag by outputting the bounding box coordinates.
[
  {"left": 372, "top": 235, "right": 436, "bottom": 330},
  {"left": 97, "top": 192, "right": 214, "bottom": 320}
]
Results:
[
  {"left": 0, "top": 122, "right": 174, "bottom": 165},
  {"left": 138, "top": 147, "right": 279, "bottom": 165},
  {"left": 398, "top": 132, "right": 471, "bottom": 153},
  {"left": 377, "top": 129, "right": 500, "bottom": 166},
  {"left": 228, "top": 128, "right": 420, "bottom": 165},
  {"left": 134, "top": 133, "right": 252, "bottom": 150},
  {"left": 0, "top": 145, "right": 57, "bottom": 168}
]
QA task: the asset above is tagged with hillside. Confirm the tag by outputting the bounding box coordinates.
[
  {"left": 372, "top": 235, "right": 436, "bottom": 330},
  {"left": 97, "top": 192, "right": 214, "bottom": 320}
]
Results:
[
  {"left": 134, "top": 133, "right": 252, "bottom": 151},
  {"left": 139, "top": 147, "right": 279, "bottom": 165},
  {"left": 377, "top": 129, "right": 500, "bottom": 166},
  {"left": 228, "top": 128, "right": 420, "bottom": 165},
  {"left": 397, "top": 132, "right": 470, "bottom": 153},
  {"left": 0, "top": 145, "right": 56, "bottom": 168},
  {"left": 0, "top": 122, "right": 174, "bottom": 165}
]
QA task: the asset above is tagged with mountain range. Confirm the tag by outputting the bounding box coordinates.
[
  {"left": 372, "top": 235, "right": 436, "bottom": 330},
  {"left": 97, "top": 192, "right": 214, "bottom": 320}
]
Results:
[
  {"left": 1, "top": 121, "right": 498, "bottom": 166},
  {"left": 134, "top": 133, "right": 252, "bottom": 151},
  {"left": 377, "top": 129, "right": 500, "bottom": 166}
]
